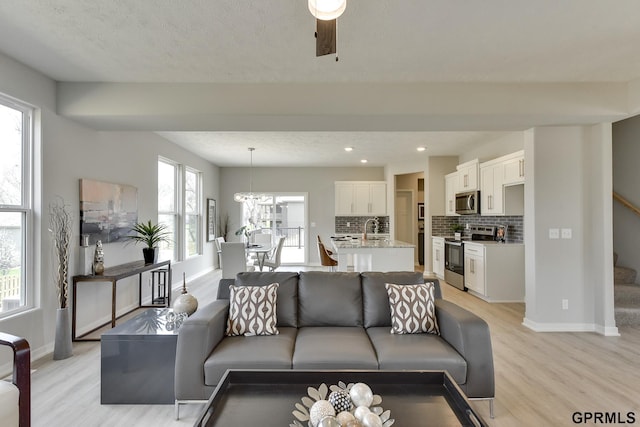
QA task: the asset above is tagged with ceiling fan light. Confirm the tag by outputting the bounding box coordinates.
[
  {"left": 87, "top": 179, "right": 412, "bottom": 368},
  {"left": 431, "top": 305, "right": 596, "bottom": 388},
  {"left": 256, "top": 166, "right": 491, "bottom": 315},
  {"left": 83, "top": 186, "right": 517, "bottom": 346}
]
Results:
[{"left": 308, "top": 0, "right": 347, "bottom": 21}]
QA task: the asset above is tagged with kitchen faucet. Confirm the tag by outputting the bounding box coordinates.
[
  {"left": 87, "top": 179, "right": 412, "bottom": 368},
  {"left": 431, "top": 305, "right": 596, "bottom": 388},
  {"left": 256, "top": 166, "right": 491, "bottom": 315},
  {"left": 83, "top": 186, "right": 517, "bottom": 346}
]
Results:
[{"left": 363, "top": 217, "right": 380, "bottom": 240}]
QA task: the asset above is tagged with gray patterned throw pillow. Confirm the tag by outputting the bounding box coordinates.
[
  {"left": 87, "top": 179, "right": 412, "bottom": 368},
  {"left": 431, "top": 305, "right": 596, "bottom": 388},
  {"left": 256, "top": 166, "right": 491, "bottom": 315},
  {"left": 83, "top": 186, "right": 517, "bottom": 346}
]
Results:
[
  {"left": 226, "top": 283, "right": 279, "bottom": 336},
  {"left": 385, "top": 283, "right": 439, "bottom": 335}
]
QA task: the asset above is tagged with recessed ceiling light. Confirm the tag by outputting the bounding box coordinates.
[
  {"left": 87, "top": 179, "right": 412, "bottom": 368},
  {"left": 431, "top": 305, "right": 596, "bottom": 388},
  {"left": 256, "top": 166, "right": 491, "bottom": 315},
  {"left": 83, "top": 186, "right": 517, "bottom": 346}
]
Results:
[
  {"left": 345, "top": 147, "right": 353, "bottom": 152},
  {"left": 417, "top": 147, "right": 426, "bottom": 152},
  {"left": 360, "top": 159, "right": 368, "bottom": 163}
]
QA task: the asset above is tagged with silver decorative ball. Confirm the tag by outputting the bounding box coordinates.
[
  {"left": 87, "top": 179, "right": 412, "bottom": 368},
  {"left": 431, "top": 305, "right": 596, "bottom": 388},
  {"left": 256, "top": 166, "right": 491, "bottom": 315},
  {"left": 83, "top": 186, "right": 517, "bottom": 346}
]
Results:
[
  {"left": 310, "top": 400, "right": 336, "bottom": 427},
  {"left": 362, "top": 412, "right": 383, "bottom": 427},
  {"left": 336, "top": 411, "right": 356, "bottom": 425},
  {"left": 349, "top": 383, "right": 374, "bottom": 408},
  {"left": 318, "top": 416, "right": 341, "bottom": 427},
  {"left": 353, "top": 405, "right": 371, "bottom": 422}
]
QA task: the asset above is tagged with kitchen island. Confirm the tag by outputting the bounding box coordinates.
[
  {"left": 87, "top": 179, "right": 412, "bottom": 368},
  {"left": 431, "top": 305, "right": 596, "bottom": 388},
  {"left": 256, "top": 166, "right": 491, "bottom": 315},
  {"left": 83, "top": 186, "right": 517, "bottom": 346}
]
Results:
[{"left": 331, "top": 238, "right": 415, "bottom": 272}]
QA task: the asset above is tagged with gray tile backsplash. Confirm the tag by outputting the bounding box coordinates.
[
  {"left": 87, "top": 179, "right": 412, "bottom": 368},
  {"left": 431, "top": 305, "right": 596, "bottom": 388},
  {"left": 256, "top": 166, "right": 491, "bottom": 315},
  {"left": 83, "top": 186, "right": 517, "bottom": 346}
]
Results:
[
  {"left": 335, "top": 216, "right": 390, "bottom": 235},
  {"left": 432, "top": 215, "right": 524, "bottom": 243}
]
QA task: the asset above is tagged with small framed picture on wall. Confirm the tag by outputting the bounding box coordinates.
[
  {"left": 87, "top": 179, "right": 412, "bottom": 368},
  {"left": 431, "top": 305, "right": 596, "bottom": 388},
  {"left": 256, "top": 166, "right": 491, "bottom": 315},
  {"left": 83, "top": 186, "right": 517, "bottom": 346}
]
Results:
[
  {"left": 418, "top": 203, "right": 425, "bottom": 220},
  {"left": 206, "top": 198, "right": 216, "bottom": 241}
]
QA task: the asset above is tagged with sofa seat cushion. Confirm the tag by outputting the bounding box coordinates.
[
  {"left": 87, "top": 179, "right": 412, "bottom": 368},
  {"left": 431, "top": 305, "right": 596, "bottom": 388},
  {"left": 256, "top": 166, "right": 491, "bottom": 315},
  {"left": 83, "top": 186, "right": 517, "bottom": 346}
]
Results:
[
  {"left": 366, "top": 327, "right": 467, "bottom": 385},
  {"left": 204, "top": 327, "right": 297, "bottom": 386},
  {"left": 293, "top": 327, "right": 379, "bottom": 370}
]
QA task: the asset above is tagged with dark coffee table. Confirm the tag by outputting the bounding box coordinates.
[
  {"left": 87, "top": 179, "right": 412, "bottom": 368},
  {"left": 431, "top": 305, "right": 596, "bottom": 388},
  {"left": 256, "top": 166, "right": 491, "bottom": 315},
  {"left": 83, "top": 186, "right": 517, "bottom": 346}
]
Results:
[{"left": 195, "top": 370, "right": 487, "bottom": 426}]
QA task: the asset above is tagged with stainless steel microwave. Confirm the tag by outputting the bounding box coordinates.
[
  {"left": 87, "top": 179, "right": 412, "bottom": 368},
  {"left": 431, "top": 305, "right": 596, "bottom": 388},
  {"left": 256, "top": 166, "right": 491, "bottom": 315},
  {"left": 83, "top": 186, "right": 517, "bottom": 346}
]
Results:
[{"left": 455, "top": 190, "right": 480, "bottom": 215}]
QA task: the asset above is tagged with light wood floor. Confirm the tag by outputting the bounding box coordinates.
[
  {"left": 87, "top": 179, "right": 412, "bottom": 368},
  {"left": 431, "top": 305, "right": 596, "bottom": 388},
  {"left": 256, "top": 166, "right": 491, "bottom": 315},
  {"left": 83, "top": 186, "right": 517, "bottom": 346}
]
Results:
[{"left": 30, "top": 268, "right": 640, "bottom": 426}]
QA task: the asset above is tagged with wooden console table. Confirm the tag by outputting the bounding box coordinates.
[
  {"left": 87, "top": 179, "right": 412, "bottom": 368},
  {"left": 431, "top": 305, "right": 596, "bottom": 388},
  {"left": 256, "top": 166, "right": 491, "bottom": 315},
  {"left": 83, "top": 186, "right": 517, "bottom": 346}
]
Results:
[{"left": 72, "top": 260, "right": 171, "bottom": 342}]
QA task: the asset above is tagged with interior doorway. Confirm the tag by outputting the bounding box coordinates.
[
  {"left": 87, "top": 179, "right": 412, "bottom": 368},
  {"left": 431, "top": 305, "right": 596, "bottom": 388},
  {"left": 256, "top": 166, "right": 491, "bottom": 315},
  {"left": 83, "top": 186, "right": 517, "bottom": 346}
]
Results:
[{"left": 395, "top": 189, "right": 416, "bottom": 263}]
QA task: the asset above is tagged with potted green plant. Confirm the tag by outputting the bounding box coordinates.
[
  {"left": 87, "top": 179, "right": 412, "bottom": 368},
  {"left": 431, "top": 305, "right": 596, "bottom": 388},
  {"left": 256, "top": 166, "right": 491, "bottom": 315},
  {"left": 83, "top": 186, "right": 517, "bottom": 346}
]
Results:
[
  {"left": 127, "top": 220, "right": 171, "bottom": 264},
  {"left": 450, "top": 223, "right": 464, "bottom": 240}
]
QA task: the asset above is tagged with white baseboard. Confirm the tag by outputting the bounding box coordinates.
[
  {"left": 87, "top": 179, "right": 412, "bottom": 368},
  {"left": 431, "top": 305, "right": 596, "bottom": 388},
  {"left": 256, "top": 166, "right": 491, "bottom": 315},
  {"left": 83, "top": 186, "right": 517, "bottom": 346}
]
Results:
[{"left": 522, "top": 317, "right": 619, "bottom": 336}]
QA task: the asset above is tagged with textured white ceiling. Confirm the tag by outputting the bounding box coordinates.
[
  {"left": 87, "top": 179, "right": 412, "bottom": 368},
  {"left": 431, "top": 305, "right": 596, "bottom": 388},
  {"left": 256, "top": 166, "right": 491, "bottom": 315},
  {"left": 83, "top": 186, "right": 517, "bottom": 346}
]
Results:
[
  {"left": 157, "top": 131, "right": 509, "bottom": 167},
  {"left": 1, "top": 1, "right": 639, "bottom": 165}
]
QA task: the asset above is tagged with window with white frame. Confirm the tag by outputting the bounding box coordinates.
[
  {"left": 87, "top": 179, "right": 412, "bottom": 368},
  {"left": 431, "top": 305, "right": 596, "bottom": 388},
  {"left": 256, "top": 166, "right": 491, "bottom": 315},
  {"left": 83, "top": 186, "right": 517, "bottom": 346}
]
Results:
[
  {"left": 184, "top": 167, "right": 201, "bottom": 258},
  {"left": 0, "top": 95, "right": 33, "bottom": 317},
  {"left": 158, "top": 158, "right": 178, "bottom": 262},
  {"left": 157, "top": 158, "right": 202, "bottom": 261}
]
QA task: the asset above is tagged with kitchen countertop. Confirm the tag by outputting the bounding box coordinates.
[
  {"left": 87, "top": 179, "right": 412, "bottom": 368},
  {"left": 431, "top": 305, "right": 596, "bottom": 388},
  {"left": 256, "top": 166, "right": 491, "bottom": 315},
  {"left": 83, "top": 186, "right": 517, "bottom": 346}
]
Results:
[
  {"left": 332, "top": 238, "right": 415, "bottom": 249},
  {"left": 432, "top": 235, "right": 523, "bottom": 245}
]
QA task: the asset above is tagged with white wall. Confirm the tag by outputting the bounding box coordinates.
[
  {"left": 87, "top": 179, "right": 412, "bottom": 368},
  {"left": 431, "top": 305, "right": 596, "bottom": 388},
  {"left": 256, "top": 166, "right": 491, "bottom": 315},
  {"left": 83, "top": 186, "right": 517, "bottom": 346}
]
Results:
[
  {"left": 0, "top": 52, "right": 219, "bottom": 367},
  {"left": 612, "top": 115, "right": 640, "bottom": 283},
  {"left": 219, "top": 167, "right": 385, "bottom": 265},
  {"left": 459, "top": 131, "right": 525, "bottom": 164},
  {"left": 523, "top": 125, "right": 616, "bottom": 334}
]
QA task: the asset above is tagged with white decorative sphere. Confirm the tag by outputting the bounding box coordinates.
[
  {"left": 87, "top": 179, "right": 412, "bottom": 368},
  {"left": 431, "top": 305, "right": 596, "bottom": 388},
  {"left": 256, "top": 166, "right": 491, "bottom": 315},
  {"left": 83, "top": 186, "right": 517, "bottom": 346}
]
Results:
[
  {"left": 173, "top": 293, "right": 198, "bottom": 316},
  {"left": 349, "top": 383, "right": 374, "bottom": 408},
  {"left": 362, "top": 412, "right": 383, "bottom": 427},
  {"left": 310, "top": 400, "right": 336, "bottom": 427},
  {"left": 353, "top": 405, "right": 371, "bottom": 422},
  {"left": 336, "top": 411, "right": 356, "bottom": 426},
  {"left": 318, "top": 416, "right": 341, "bottom": 427}
]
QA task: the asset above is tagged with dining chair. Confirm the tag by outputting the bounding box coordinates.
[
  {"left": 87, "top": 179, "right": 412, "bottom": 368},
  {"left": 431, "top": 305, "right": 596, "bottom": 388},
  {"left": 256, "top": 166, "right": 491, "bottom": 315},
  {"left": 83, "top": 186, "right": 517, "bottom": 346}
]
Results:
[
  {"left": 220, "top": 242, "right": 255, "bottom": 279},
  {"left": 215, "top": 236, "right": 225, "bottom": 268},
  {"left": 262, "top": 236, "right": 286, "bottom": 272},
  {"left": 317, "top": 235, "right": 338, "bottom": 271},
  {"left": 251, "top": 232, "right": 272, "bottom": 245}
]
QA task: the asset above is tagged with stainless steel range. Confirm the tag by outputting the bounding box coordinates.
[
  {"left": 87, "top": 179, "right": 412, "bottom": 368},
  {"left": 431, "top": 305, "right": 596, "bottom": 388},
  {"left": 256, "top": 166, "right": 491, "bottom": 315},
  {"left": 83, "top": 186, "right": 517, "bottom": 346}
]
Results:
[{"left": 444, "top": 225, "right": 497, "bottom": 290}]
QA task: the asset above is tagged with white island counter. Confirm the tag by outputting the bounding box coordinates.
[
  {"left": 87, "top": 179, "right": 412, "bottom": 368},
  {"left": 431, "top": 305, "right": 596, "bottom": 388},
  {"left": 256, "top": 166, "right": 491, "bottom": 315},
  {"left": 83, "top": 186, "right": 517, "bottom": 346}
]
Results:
[{"left": 331, "top": 238, "right": 415, "bottom": 272}]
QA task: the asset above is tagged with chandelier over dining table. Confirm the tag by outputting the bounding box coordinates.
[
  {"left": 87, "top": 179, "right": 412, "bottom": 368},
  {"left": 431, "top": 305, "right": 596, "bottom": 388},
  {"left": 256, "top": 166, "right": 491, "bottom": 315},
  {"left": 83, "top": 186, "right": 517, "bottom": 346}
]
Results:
[{"left": 234, "top": 147, "right": 269, "bottom": 204}]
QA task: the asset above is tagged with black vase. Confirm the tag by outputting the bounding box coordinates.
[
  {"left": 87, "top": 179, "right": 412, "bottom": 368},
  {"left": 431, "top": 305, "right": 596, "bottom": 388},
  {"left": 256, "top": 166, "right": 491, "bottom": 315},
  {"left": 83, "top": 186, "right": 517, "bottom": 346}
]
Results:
[{"left": 142, "top": 247, "right": 157, "bottom": 264}]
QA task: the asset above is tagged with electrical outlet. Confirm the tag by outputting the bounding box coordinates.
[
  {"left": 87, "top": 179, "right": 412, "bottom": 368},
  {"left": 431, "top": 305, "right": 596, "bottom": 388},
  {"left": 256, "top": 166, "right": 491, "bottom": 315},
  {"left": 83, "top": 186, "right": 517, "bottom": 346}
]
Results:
[
  {"left": 561, "top": 228, "right": 572, "bottom": 239},
  {"left": 549, "top": 228, "right": 560, "bottom": 239},
  {"left": 346, "top": 222, "right": 350, "bottom": 227},
  {"left": 562, "top": 299, "right": 569, "bottom": 310}
]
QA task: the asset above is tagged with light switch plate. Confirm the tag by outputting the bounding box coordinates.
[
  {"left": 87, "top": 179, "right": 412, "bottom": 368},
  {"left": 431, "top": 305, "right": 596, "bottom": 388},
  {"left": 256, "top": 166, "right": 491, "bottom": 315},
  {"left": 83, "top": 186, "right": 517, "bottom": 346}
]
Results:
[
  {"left": 561, "top": 228, "right": 572, "bottom": 239},
  {"left": 549, "top": 228, "right": 560, "bottom": 239}
]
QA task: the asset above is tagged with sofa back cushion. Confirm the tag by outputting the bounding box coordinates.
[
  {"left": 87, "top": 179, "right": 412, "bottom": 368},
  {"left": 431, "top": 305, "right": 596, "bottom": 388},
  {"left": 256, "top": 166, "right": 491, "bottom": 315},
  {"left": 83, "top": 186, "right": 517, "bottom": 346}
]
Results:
[
  {"left": 362, "top": 272, "right": 437, "bottom": 328},
  {"left": 298, "top": 272, "right": 363, "bottom": 327},
  {"left": 218, "top": 272, "right": 299, "bottom": 327}
]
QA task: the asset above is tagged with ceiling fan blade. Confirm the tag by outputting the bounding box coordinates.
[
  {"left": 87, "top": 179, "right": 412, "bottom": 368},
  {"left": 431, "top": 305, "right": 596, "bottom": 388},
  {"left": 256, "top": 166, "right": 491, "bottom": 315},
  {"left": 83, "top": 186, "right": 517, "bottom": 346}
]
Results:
[{"left": 315, "top": 18, "right": 336, "bottom": 56}]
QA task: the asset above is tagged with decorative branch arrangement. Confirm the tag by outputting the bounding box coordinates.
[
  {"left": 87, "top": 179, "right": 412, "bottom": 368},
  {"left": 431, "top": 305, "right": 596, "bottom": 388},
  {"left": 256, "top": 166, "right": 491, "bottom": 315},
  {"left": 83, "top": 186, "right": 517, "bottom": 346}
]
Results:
[{"left": 49, "top": 197, "right": 73, "bottom": 309}]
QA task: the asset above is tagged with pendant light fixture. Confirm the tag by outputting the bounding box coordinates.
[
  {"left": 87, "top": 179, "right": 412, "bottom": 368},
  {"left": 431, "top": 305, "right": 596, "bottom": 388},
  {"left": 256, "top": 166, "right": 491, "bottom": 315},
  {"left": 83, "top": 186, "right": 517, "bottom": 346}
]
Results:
[
  {"left": 308, "top": 0, "right": 347, "bottom": 21},
  {"left": 309, "top": 0, "right": 346, "bottom": 58},
  {"left": 234, "top": 148, "right": 268, "bottom": 203}
]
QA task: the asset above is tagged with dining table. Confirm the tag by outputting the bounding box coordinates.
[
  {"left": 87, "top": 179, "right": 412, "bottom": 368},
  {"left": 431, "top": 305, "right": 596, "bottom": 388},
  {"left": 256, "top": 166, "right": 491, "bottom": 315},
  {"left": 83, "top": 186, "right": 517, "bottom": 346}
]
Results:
[{"left": 245, "top": 244, "right": 273, "bottom": 271}]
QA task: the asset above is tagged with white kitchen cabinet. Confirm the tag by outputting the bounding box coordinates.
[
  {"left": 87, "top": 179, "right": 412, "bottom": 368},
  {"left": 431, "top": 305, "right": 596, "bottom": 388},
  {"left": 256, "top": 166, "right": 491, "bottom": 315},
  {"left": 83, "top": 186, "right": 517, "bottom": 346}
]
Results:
[
  {"left": 432, "top": 237, "right": 445, "bottom": 279},
  {"left": 503, "top": 150, "right": 525, "bottom": 185},
  {"left": 335, "top": 181, "right": 387, "bottom": 216},
  {"left": 464, "top": 242, "right": 525, "bottom": 302},
  {"left": 480, "top": 162, "right": 504, "bottom": 215},
  {"left": 445, "top": 173, "right": 459, "bottom": 216},
  {"left": 464, "top": 243, "right": 485, "bottom": 294},
  {"left": 456, "top": 159, "right": 479, "bottom": 191}
]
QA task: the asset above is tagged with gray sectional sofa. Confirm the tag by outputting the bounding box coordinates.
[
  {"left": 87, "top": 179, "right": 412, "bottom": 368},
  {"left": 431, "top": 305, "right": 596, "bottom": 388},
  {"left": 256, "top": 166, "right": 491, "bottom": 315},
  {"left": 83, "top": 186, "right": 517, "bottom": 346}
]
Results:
[{"left": 174, "top": 271, "right": 495, "bottom": 417}]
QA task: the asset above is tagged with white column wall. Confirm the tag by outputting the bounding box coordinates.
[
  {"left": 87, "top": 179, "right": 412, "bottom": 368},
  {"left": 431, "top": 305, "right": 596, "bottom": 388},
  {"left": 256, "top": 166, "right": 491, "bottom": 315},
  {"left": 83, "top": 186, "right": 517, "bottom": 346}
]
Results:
[{"left": 523, "top": 125, "right": 616, "bottom": 334}]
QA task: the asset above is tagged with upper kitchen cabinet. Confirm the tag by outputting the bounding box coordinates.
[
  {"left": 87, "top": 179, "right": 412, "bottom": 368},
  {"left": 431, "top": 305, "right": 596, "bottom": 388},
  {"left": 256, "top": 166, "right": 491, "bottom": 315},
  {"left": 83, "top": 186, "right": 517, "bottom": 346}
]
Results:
[
  {"left": 456, "top": 159, "right": 479, "bottom": 191},
  {"left": 335, "top": 181, "right": 387, "bottom": 216},
  {"left": 445, "top": 172, "right": 459, "bottom": 216},
  {"left": 480, "top": 162, "right": 505, "bottom": 215},
  {"left": 502, "top": 150, "right": 525, "bottom": 185},
  {"left": 479, "top": 151, "right": 525, "bottom": 216}
]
